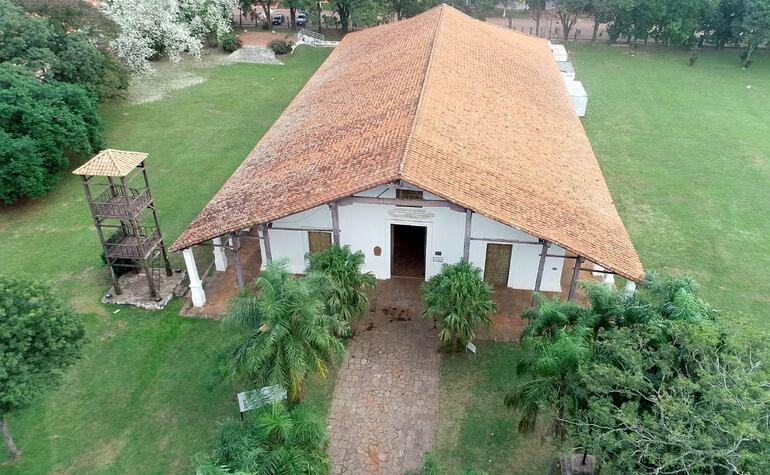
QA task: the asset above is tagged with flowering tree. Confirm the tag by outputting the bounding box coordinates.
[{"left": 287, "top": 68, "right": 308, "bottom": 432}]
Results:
[{"left": 104, "top": 0, "right": 235, "bottom": 73}]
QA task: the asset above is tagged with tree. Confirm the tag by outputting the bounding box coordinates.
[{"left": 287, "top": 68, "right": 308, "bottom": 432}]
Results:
[
  {"left": 510, "top": 273, "right": 770, "bottom": 473},
  {"left": 335, "top": 0, "right": 387, "bottom": 32},
  {"left": 239, "top": 0, "right": 273, "bottom": 27},
  {"left": 0, "top": 0, "right": 128, "bottom": 99},
  {"left": 555, "top": 0, "right": 589, "bottom": 42},
  {"left": 195, "top": 403, "right": 330, "bottom": 474},
  {"left": 104, "top": 0, "right": 234, "bottom": 72},
  {"left": 739, "top": 0, "right": 770, "bottom": 65},
  {"left": 527, "top": 0, "right": 547, "bottom": 35},
  {"left": 420, "top": 261, "right": 497, "bottom": 350},
  {"left": 587, "top": 0, "right": 614, "bottom": 42},
  {"left": 284, "top": 0, "right": 311, "bottom": 29},
  {"left": 0, "top": 276, "right": 86, "bottom": 461},
  {"left": 705, "top": 0, "right": 746, "bottom": 48},
  {"left": 19, "top": 0, "right": 121, "bottom": 46},
  {"left": 305, "top": 245, "right": 376, "bottom": 336},
  {"left": 224, "top": 261, "right": 344, "bottom": 403},
  {"left": 0, "top": 65, "right": 103, "bottom": 203},
  {"left": 570, "top": 322, "right": 770, "bottom": 474},
  {"left": 504, "top": 328, "right": 591, "bottom": 437},
  {"left": 387, "top": 0, "right": 437, "bottom": 19}
]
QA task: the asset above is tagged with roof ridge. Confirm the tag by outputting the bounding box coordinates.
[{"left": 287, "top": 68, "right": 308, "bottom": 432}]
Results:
[{"left": 397, "top": 4, "right": 446, "bottom": 176}]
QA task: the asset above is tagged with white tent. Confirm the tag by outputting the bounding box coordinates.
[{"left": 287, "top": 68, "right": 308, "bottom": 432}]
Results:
[
  {"left": 556, "top": 60, "right": 575, "bottom": 80},
  {"left": 564, "top": 79, "right": 588, "bottom": 117},
  {"left": 550, "top": 43, "right": 569, "bottom": 62}
]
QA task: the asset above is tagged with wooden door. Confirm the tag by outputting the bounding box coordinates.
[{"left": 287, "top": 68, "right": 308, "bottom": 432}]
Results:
[
  {"left": 308, "top": 231, "right": 332, "bottom": 254},
  {"left": 484, "top": 243, "right": 512, "bottom": 286}
]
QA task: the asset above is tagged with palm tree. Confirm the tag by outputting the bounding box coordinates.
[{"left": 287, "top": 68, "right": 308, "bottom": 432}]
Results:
[
  {"left": 504, "top": 328, "right": 591, "bottom": 438},
  {"left": 420, "top": 261, "right": 497, "bottom": 350},
  {"left": 521, "top": 293, "right": 585, "bottom": 340},
  {"left": 196, "top": 403, "right": 330, "bottom": 475},
  {"left": 306, "top": 245, "right": 376, "bottom": 334},
  {"left": 224, "top": 261, "right": 344, "bottom": 403}
]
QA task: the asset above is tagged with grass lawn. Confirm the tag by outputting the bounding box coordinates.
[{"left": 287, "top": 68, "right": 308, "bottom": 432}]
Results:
[
  {"left": 433, "top": 46, "right": 770, "bottom": 472},
  {"left": 571, "top": 45, "right": 770, "bottom": 344},
  {"left": 2, "top": 40, "right": 770, "bottom": 473},
  {"left": 432, "top": 342, "right": 551, "bottom": 474},
  {"left": 0, "top": 46, "right": 332, "bottom": 473}
]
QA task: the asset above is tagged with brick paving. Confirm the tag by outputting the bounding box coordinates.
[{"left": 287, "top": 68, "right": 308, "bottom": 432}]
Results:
[{"left": 328, "top": 278, "right": 439, "bottom": 475}]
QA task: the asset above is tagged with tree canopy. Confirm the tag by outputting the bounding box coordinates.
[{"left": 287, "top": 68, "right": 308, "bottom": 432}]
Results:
[
  {"left": 0, "top": 0, "right": 129, "bottom": 99},
  {"left": 224, "top": 261, "right": 344, "bottom": 403},
  {"left": 0, "top": 65, "right": 103, "bottom": 203},
  {"left": 421, "top": 261, "right": 497, "bottom": 350},
  {"left": 509, "top": 273, "right": 770, "bottom": 473},
  {"left": 104, "top": 0, "right": 236, "bottom": 72},
  {"left": 0, "top": 276, "right": 86, "bottom": 460}
]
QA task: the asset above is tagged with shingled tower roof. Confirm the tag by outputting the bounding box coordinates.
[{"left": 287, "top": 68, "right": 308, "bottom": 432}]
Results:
[
  {"left": 72, "top": 149, "right": 148, "bottom": 177},
  {"left": 172, "top": 4, "right": 644, "bottom": 281}
]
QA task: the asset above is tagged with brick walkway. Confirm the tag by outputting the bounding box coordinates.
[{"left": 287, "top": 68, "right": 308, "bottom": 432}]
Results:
[{"left": 327, "top": 278, "right": 439, "bottom": 475}]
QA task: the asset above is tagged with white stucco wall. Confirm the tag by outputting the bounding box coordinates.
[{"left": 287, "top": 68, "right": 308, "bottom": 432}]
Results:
[{"left": 258, "top": 184, "right": 565, "bottom": 292}]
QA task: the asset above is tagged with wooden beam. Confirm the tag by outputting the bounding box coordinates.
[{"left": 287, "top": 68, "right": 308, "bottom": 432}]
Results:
[
  {"left": 81, "top": 175, "right": 121, "bottom": 295},
  {"left": 267, "top": 226, "right": 334, "bottom": 233},
  {"left": 470, "top": 237, "right": 540, "bottom": 245},
  {"left": 532, "top": 240, "right": 550, "bottom": 306},
  {"left": 567, "top": 255, "right": 584, "bottom": 301},
  {"left": 330, "top": 202, "right": 340, "bottom": 245},
  {"left": 578, "top": 267, "right": 615, "bottom": 275},
  {"left": 463, "top": 209, "right": 472, "bottom": 261},
  {"left": 261, "top": 224, "right": 273, "bottom": 263},
  {"left": 338, "top": 196, "right": 464, "bottom": 211},
  {"left": 230, "top": 232, "right": 245, "bottom": 291}
]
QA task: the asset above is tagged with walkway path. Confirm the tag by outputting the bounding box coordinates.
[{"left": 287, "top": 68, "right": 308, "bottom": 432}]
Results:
[
  {"left": 227, "top": 45, "right": 282, "bottom": 64},
  {"left": 327, "top": 278, "right": 439, "bottom": 475}
]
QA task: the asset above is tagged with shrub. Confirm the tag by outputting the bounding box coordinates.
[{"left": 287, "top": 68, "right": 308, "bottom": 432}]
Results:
[
  {"left": 420, "top": 261, "right": 497, "bottom": 350},
  {"left": 195, "top": 403, "right": 330, "bottom": 474},
  {"left": 306, "top": 244, "right": 376, "bottom": 335},
  {"left": 220, "top": 32, "right": 242, "bottom": 52},
  {"left": 0, "top": 65, "right": 103, "bottom": 203},
  {"left": 268, "top": 39, "right": 293, "bottom": 55}
]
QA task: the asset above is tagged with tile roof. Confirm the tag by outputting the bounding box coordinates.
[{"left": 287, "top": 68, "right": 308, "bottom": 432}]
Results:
[
  {"left": 72, "top": 149, "right": 148, "bottom": 177},
  {"left": 171, "top": 4, "right": 644, "bottom": 281}
]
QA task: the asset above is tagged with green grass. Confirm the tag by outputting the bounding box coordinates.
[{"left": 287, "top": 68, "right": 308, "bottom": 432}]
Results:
[
  {"left": 3, "top": 41, "right": 770, "bottom": 472},
  {"left": 571, "top": 45, "right": 770, "bottom": 343},
  {"left": 0, "top": 46, "right": 332, "bottom": 473},
  {"left": 432, "top": 342, "right": 551, "bottom": 474},
  {"left": 433, "top": 46, "right": 770, "bottom": 471}
]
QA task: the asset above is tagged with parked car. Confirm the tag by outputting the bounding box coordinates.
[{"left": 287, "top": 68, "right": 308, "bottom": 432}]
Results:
[
  {"left": 272, "top": 14, "right": 285, "bottom": 25},
  {"left": 296, "top": 13, "right": 307, "bottom": 26}
]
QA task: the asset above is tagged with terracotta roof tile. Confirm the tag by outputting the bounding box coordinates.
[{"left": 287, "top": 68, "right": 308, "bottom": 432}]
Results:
[{"left": 171, "top": 4, "right": 644, "bottom": 281}]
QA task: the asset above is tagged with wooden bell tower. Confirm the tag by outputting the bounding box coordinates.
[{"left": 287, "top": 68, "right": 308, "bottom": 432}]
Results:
[{"left": 74, "top": 149, "right": 172, "bottom": 298}]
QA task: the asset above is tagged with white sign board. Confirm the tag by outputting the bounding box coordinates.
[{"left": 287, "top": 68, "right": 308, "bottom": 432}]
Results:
[
  {"left": 466, "top": 342, "right": 477, "bottom": 354},
  {"left": 237, "top": 385, "right": 287, "bottom": 414}
]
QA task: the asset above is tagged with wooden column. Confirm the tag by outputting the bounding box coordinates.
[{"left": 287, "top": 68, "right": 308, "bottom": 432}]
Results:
[
  {"left": 463, "top": 209, "right": 472, "bottom": 262},
  {"left": 567, "top": 255, "right": 584, "bottom": 301},
  {"left": 141, "top": 163, "right": 172, "bottom": 276},
  {"left": 330, "top": 202, "right": 340, "bottom": 245},
  {"left": 230, "top": 232, "right": 245, "bottom": 291},
  {"left": 261, "top": 224, "right": 273, "bottom": 263},
  {"left": 81, "top": 175, "right": 121, "bottom": 294},
  {"left": 531, "top": 240, "right": 550, "bottom": 306}
]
